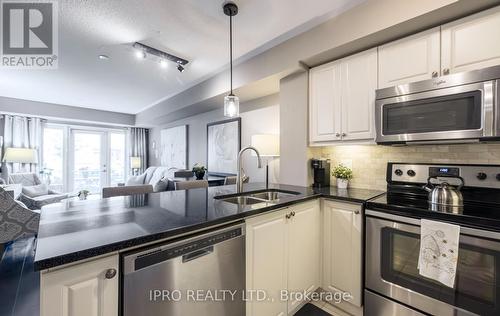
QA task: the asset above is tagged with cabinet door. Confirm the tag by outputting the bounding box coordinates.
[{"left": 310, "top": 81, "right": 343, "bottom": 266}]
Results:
[
  {"left": 442, "top": 6, "right": 500, "bottom": 74},
  {"left": 40, "top": 255, "right": 119, "bottom": 316},
  {"left": 309, "top": 62, "right": 342, "bottom": 142},
  {"left": 246, "top": 209, "right": 289, "bottom": 316},
  {"left": 341, "top": 48, "right": 378, "bottom": 141},
  {"left": 378, "top": 27, "right": 440, "bottom": 88},
  {"left": 322, "top": 200, "right": 362, "bottom": 307},
  {"left": 287, "top": 201, "right": 320, "bottom": 314}
]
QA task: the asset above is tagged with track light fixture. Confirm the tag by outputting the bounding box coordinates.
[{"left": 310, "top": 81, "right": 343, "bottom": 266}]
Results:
[{"left": 133, "top": 42, "right": 188, "bottom": 71}]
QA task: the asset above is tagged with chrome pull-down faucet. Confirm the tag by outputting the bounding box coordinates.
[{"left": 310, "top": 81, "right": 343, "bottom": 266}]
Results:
[{"left": 236, "top": 146, "right": 262, "bottom": 193}]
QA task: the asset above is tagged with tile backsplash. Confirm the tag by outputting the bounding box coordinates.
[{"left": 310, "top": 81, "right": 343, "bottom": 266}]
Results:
[{"left": 317, "top": 144, "right": 500, "bottom": 190}]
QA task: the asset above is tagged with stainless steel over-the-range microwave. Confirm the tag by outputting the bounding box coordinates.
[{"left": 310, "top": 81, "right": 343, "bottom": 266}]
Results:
[{"left": 375, "top": 65, "right": 500, "bottom": 144}]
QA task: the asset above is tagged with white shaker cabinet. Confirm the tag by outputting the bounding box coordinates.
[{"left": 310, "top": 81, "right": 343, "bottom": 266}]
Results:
[
  {"left": 246, "top": 208, "right": 289, "bottom": 316},
  {"left": 287, "top": 201, "right": 321, "bottom": 313},
  {"left": 309, "top": 61, "right": 342, "bottom": 142},
  {"left": 309, "top": 48, "right": 377, "bottom": 144},
  {"left": 246, "top": 201, "right": 320, "bottom": 316},
  {"left": 340, "top": 49, "right": 378, "bottom": 141},
  {"left": 442, "top": 6, "right": 500, "bottom": 75},
  {"left": 378, "top": 27, "right": 440, "bottom": 88},
  {"left": 322, "top": 200, "right": 363, "bottom": 308},
  {"left": 40, "top": 255, "right": 119, "bottom": 316}
]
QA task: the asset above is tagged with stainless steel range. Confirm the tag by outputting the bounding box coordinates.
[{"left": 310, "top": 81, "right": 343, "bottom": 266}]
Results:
[{"left": 365, "top": 163, "right": 500, "bottom": 316}]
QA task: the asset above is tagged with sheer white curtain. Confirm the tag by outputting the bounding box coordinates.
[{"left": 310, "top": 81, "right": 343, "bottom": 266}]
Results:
[
  {"left": 128, "top": 128, "right": 148, "bottom": 175},
  {"left": 2, "top": 115, "right": 43, "bottom": 177}
]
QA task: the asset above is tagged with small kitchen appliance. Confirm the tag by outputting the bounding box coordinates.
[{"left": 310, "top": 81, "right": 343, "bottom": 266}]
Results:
[
  {"left": 375, "top": 65, "right": 500, "bottom": 144},
  {"left": 365, "top": 162, "right": 500, "bottom": 316},
  {"left": 311, "top": 158, "right": 330, "bottom": 188}
]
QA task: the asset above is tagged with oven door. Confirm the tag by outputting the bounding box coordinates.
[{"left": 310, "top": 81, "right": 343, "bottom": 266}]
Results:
[
  {"left": 375, "top": 81, "right": 495, "bottom": 143},
  {"left": 366, "top": 210, "right": 500, "bottom": 316}
]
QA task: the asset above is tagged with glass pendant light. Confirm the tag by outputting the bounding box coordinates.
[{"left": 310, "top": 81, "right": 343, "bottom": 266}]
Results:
[{"left": 223, "top": 2, "right": 239, "bottom": 118}]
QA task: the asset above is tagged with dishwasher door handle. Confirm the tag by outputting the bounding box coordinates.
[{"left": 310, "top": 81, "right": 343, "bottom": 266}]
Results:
[{"left": 182, "top": 246, "right": 214, "bottom": 263}]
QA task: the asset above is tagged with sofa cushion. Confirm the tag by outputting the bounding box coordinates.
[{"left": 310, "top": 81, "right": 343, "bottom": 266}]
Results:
[
  {"left": 22, "top": 184, "right": 49, "bottom": 197},
  {"left": 126, "top": 173, "right": 146, "bottom": 186},
  {"left": 153, "top": 178, "right": 170, "bottom": 192},
  {"left": 143, "top": 167, "right": 158, "bottom": 184},
  {"left": 148, "top": 167, "right": 169, "bottom": 186},
  {"left": 9, "top": 173, "right": 41, "bottom": 186}
]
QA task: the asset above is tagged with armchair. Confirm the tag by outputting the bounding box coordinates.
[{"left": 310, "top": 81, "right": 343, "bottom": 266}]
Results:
[
  {"left": 0, "top": 187, "right": 39, "bottom": 243},
  {"left": 8, "top": 173, "right": 68, "bottom": 210}
]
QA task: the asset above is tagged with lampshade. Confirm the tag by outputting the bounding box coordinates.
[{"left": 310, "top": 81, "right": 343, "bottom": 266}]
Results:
[
  {"left": 130, "top": 157, "right": 141, "bottom": 169},
  {"left": 251, "top": 134, "right": 280, "bottom": 157},
  {"left": 224, "top": 95, "right": 239, "bottom": 118},
  {"left": 2, "top": 148, "right": 38, "bottom": 163}
]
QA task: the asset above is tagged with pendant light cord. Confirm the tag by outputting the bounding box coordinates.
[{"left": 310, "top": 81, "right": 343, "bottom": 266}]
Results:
[{"left": 229, "top": 14, "right": 233, "bottom": 95}]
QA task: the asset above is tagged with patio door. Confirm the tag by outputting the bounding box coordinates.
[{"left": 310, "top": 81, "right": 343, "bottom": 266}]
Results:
[{"left": 69, "top": 130, "right": 107, "bottom": 194}]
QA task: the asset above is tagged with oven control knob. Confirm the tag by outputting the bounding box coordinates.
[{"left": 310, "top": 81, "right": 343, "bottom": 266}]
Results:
[
  {"left": 407, "top": 170, "right": 416, "bottom": 177},
  {"left": 395, "top": 169, "right": 403, "bottom": 176},
  {"left": 477, "top": 172, "right": 487, "bottom": 180}
]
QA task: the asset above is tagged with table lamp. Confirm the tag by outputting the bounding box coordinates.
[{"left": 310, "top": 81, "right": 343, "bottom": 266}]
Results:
[
  {"left": 3, "top": 147, "right": 38, "bottom": 164},
  {"left": 251, "top": 134, "right": 279, "bottom": 188},
  {"left": 130, "top": 157, "right": 141, "bottom": 176}
]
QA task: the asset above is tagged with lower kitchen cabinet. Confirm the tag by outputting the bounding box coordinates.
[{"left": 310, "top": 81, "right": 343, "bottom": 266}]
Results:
[
  {"left": 40, "top": 255, "right": 119, "bottom": 316},
  {"left": 322, "top": 200, "right": 362, "bottom": 309},
  {"left": 246, "top": 201, "right": 320, "bottom": 316}
]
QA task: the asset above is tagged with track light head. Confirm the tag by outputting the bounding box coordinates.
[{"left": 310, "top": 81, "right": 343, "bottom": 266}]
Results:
[
  {"left": 177, "top": 64, "right": 185, "bottom": 73},
  {"left": 135, "top": 49, "right": 146, "bottom": 59}
]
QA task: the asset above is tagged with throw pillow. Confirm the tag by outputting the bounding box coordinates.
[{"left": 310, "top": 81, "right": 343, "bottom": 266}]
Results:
[
  {"left": 22, "top": 184, "right": 49, "bottom": 197},
  {"left": 153, "top": 177, "right": 170, "bottom": 192},
  {"left": 126, "top": 173, "right": 146, "bottom": 186}
]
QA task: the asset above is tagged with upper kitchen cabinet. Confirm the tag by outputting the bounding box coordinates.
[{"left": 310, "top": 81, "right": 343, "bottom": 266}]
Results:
[
  {"left": 309, "top": 61, "right": 342, "bottom": 142},
  {"left": 442, "top": 6, "right": 500, "bottom": 75},
  {"left": 378, "top": 27, "right": 440, "bottom": 88},
  {"left": 309, "top": 48, "right": 377, "bottom": 145},
  {"left": 341, "top": 49, "right": 378, "bottom": 141}
]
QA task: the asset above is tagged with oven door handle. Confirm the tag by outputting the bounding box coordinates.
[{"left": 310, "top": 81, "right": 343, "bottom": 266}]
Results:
[{"left": 366, "top": 209, "right": 500, "bottom": 240}]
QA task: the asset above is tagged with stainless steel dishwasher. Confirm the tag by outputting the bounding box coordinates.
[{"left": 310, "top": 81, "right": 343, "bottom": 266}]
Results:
[{"left": 122, "top": 224, "right": 245, "bottom": 316}]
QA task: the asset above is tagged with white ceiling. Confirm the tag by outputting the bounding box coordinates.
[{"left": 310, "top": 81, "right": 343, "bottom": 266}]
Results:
[{"left": 0, "top": 0, "right": 362, "bottom": 114}]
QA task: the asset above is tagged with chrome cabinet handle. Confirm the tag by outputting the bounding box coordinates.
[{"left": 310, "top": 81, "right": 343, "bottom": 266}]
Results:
[
  {"left": 354, "top": 210, "right": 360, "bottom": 214},
  {"left": 291, "top": 211, "right": 295, "bottom": 217},
  {"left": 432, "top": 71, "right": 438, "bottom": 78},
  {"left": 105, "top": 268, "right": 117, "bottom": 279},
  {"left": 335, "top": 133, "right": 341, "bottom": 137},
  {"left": 341, "top": 133, "right": 346, "bottom": 137},
  {"left": 443, "top": 68, "right": 450, "bottom": 75},
  {"left": 285, "top": 213, "right": 292, "bottom": 219}
]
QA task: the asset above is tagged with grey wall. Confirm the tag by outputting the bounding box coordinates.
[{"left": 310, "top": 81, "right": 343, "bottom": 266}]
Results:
[
  {"left": 136, "top": 0, "right": 497, "bottom": 126},
  {"left": 0, "top": 96, "right": 135, "bottom": 126},
  {"left": 149, "top": 94, "right": 280, "bottom": 183},
  {"left": 279, "top": 71, "right": 312, "bottom": 186}
]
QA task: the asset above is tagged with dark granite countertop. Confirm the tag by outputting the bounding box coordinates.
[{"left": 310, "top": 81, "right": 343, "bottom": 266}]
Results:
[{"left": 34, "top": 183, "right": 383, "bottom": 270}]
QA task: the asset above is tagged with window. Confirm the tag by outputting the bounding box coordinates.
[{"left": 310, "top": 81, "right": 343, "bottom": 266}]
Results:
[
  {"left": 42, "top": 123, "right": 128, "bottom": 193},
  {"left": 109, "top": 132, "right": 126, "bottom": 186},
  {"left": 42, "top": 126, "right": 65, "bottom": 192}
]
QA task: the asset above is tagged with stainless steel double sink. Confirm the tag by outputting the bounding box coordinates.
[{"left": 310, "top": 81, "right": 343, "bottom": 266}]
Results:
[{"left": 215, "top": 189, "right": 301, "bottom": 205}]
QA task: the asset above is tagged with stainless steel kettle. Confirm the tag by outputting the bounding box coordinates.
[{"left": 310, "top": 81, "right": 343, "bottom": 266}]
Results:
[{"left": 424, "top": 176, "right": 464, "bottom": 211}]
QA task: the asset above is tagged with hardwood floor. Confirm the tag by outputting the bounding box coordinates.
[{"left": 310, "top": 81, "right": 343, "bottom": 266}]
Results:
[{"left": 0, "top": 237, "right": 39, "bottom": 316}]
